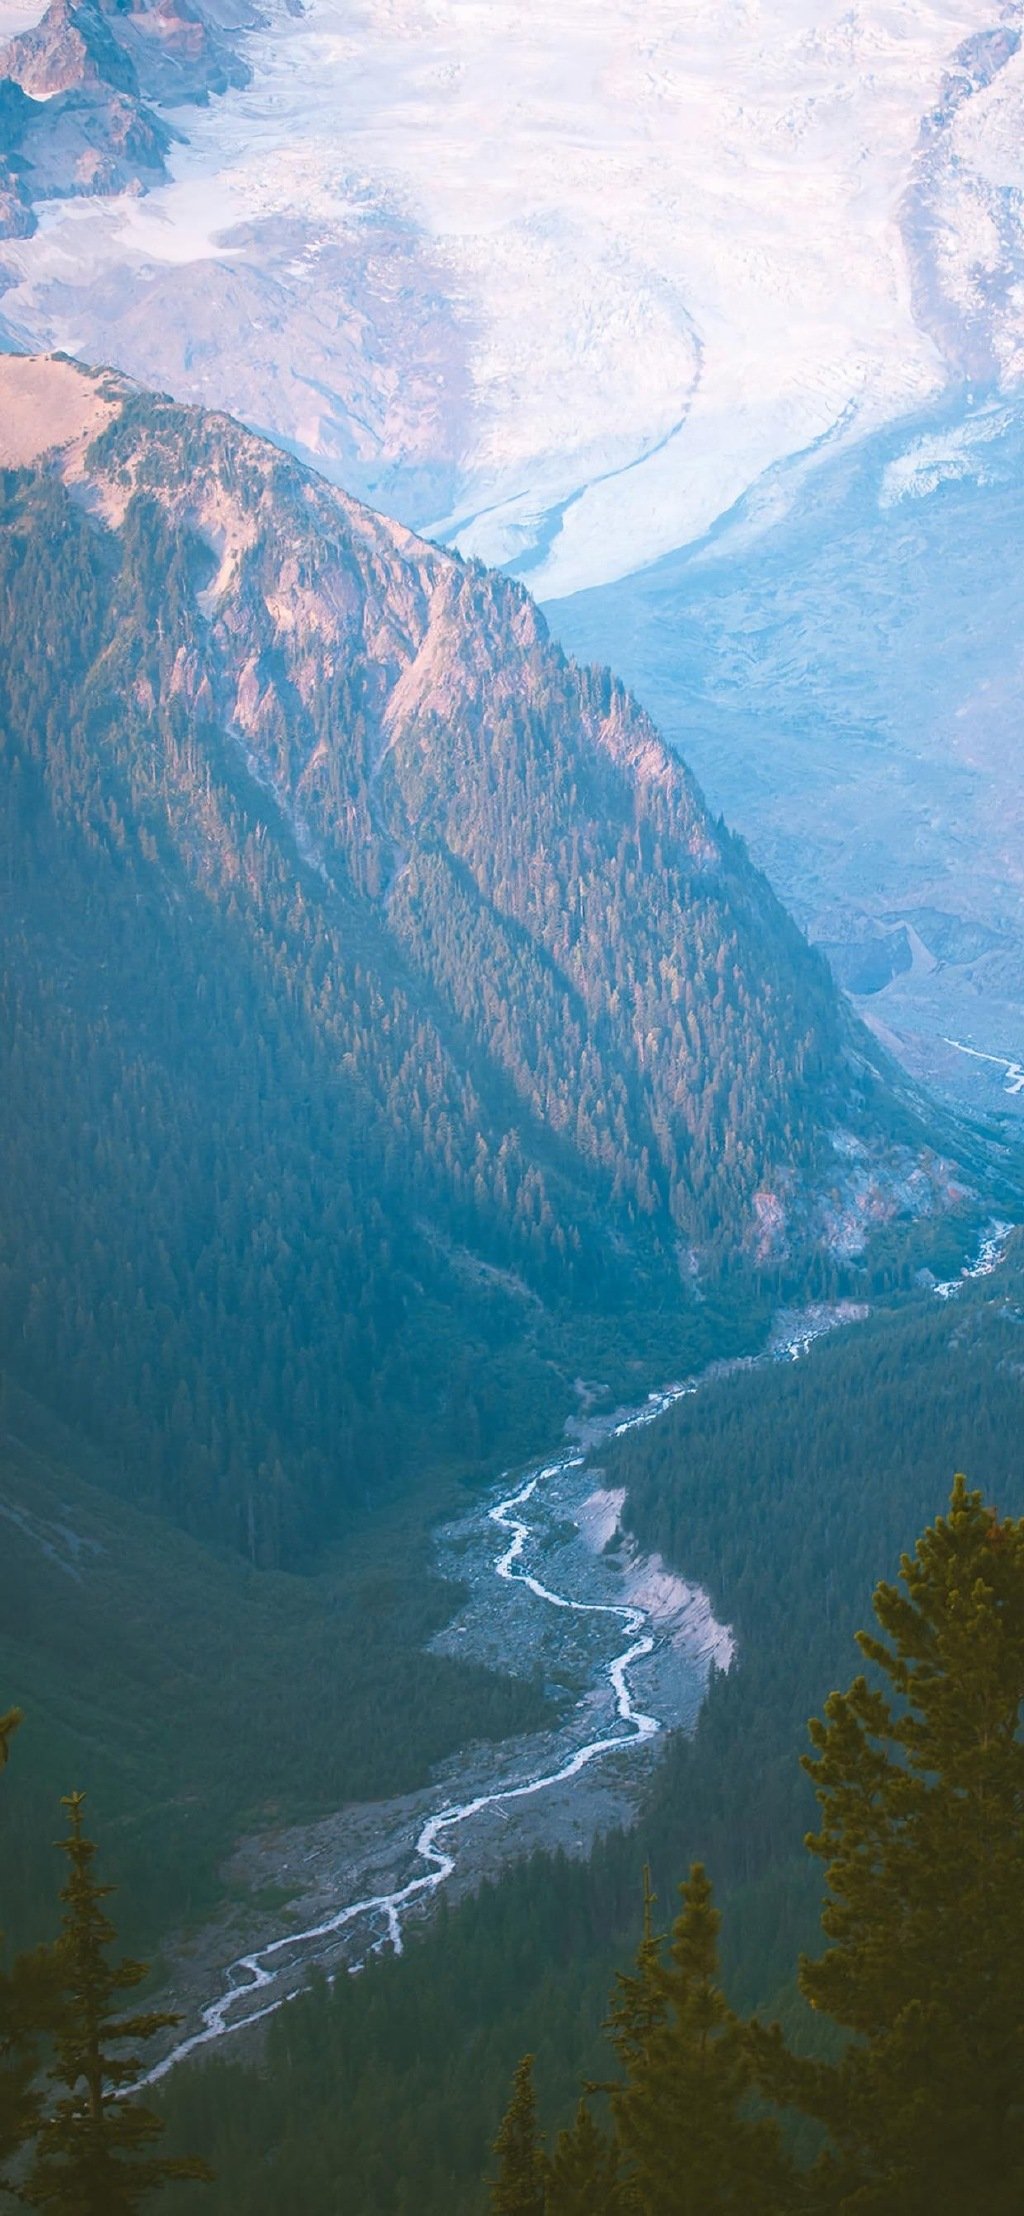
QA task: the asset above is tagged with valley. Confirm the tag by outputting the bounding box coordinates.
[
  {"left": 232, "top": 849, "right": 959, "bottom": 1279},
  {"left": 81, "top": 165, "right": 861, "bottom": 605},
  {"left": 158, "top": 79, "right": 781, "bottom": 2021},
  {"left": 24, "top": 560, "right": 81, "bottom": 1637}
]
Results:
[
  {"left": 143, "top": 1235, "right": 1006, "bottom": 2087},
  {"left": 151, "top": 1213, "right": 1024, "bottom": 2212},
  {"left": 0, "top": 350, "right": 959, "bottom": 1585}
]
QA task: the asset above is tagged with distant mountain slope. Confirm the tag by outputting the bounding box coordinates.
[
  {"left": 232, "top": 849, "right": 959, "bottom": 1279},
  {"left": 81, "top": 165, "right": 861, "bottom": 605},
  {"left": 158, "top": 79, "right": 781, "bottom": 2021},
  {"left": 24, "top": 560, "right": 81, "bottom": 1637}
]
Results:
[
  {"left": 548, "top": 388, "right": 1024, "bottom": 1112},
  {"left": 0, "top": 355, "right": 951, "bottom": 1560}
]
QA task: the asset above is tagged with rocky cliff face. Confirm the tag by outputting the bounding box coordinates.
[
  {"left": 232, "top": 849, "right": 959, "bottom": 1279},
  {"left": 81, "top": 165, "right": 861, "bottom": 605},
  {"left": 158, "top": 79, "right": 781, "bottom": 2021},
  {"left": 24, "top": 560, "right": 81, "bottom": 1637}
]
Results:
[
  {"left": 0, "top": 0, "right": 255, "bottom": 233},
  {"left": 2, "top": 0, "right": 138, "bottom": 96}
]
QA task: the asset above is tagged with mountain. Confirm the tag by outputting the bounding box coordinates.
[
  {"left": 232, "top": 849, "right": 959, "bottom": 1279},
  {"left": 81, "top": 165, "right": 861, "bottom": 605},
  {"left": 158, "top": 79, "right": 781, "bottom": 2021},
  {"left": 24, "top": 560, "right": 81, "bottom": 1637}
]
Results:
[
  {"left": 2, "top": 0, "right": 138, "bottom": 96},
  {"left": 0, "top": 352, "right": 957, "bottom": 1565}
]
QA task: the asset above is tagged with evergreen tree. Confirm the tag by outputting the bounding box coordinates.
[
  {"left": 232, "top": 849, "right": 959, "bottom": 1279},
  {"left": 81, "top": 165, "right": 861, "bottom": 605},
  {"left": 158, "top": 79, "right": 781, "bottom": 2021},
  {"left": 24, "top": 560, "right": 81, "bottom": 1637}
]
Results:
[
  {"left": 610, "top": 1864, "right": 792, "bottom": 2214},
  {"left": 0, "top": 1709, "right": 52, "bottom": 2192},
  {"left": 755, "top": 1475, "right": 1024, "bottom": 2213},
  {"left": 605, "top": 1866, "right": 666, "bottom": 2080},
  {"left": 546, "top": 2100, "right": 624, "bottom": 2216},
  {"left": 490, "top": 2054, "right": 546, "bottom": 2216},
  {"left": 23, "top": 1793, "right": 210, "bottom": 2214}
]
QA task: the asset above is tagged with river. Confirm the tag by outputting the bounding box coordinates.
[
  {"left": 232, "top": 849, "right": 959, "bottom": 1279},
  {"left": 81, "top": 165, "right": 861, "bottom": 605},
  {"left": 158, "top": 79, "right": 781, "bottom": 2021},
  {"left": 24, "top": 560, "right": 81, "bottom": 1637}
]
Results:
[
  {"left": 943, "top": 1037, "right": 1024, "bottom": 1097},
  {"left": 142, "top": 1221, "right": 1012, "bottom": 2086}
]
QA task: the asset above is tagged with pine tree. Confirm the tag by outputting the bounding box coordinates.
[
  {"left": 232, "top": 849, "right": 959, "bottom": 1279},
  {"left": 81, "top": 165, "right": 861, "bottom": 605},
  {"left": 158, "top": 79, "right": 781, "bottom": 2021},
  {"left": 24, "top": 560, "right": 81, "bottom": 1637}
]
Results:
[
  {"left": 609, "top": 1864, "right": 792, "bottom": 2214},
  {"left": 0, "top": 1709, "right": 53, "bottom": 2187},
  {"left": 754, "top": 1476, "right": 1024, "bottom": 2213},
  {"left": 490, "top": 2054, "right": 546, "bottom": 2216},
  {"left": 545, "top": 2099, "right": 624, "bottom": 2216},
  {"left": 23, "top": 1793, "right": 211, "bottom": 2214},
  {"left": 605, "top": 1866, "right": 666, "bottom": 2080},
  {"left": 0, "top": 1941, "right": 55, "bottom": 2189},
  {"left": 0, "top": 1711, "right": 22, "bottom": 1769}
]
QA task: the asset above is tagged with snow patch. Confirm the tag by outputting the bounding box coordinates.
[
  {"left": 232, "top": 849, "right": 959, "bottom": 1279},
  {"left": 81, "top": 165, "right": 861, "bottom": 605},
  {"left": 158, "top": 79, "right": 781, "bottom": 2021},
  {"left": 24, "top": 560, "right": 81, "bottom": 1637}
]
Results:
[{"left": 879, "top": 403, "right": 1013, "bottom": 506}]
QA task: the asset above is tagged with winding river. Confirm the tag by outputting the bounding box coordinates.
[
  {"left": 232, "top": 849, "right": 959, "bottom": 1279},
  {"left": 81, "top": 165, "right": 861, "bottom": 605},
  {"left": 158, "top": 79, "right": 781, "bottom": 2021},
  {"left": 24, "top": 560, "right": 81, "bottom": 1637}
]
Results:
[
  {"left": 143, "top": 1221, "right": 1013, "bottom": 2087},
  {"left": 944, "top": 1037, "right": 1024, "bottom": 1097},
  {"left": 144, "top": 1414, "right": 688, "bottom": 2084}
]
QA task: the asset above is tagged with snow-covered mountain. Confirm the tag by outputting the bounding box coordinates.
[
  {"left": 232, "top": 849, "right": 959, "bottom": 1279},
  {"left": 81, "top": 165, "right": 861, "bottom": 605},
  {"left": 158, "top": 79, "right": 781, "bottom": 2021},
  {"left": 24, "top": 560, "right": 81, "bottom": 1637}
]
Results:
[{"left": 3, "top": 0, "right": 1024, "bottom": 595}]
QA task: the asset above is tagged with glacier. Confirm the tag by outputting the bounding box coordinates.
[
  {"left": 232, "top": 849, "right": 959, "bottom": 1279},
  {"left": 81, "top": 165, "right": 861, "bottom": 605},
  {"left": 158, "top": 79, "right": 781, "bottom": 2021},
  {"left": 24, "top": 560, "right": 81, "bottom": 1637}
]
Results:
[{"left": 3, "top": 0, "right": 1024, "bottom": 595}]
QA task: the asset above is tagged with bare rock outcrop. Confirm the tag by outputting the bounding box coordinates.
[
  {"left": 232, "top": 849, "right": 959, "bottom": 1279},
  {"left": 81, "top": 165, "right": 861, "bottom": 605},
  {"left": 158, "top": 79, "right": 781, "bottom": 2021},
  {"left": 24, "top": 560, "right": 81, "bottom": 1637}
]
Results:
[{"left": 0, "top": 0, "right": 258, "bottom": 234}]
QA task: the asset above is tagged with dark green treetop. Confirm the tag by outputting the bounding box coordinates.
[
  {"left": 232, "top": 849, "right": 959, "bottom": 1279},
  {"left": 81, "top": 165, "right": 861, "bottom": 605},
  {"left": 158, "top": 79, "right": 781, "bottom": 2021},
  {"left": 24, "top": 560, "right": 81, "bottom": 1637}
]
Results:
[
  {"left": 755, "top": 1475, "right": 1024, "bottom": 2213},
  {"left": 0, "top": 1711, "right": 53, "bottom": 2193},
  {"left": 545, "top": 2099, "right": 625, "bottom": 2216},
  {"left": 604, "top": 1864, "right": 666, "bottom": 2082},
  {"left": 609, "top": 1862, "right": 794, "bottom": 2215},
  {"left": 491, "top": 2053, "right": 547, "bottom": 2216}
]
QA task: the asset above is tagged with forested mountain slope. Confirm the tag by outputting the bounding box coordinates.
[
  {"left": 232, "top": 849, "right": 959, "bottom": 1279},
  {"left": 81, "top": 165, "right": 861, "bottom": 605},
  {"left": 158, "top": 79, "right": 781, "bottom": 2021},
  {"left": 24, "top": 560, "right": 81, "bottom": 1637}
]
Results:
[{"left": 0, "top": 354, "right": 949, "bottom": 1561}]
